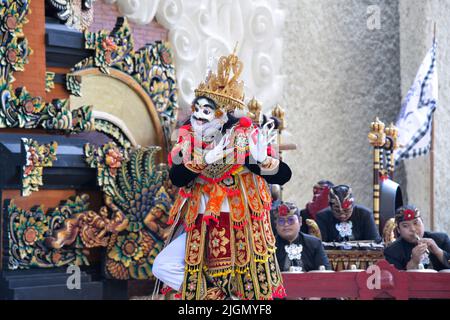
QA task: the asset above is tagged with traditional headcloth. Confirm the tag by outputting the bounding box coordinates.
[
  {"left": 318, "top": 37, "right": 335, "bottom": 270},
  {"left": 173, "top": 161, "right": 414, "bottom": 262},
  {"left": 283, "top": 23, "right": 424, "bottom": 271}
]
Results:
[
  {"left": 329, "top": 185, "right": 354, "bottom": 211},
  {"left": 274, "top": 202, "right": 300, "bottom": 218},
  {"left": 395, "top": 205, "right": 421, "bottom": 224}
]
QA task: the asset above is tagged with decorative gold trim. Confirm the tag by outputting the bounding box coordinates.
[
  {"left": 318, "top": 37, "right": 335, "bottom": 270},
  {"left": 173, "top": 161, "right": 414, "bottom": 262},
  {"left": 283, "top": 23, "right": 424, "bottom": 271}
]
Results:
[
  {"left": 382, "top": 218, "right": 396, "bottom": 245},
  {"left": 305, "top": 219, "right": 322, "bottom": 240},
  {"left": 194, "top": 47, "right": 245, "bottom": 112}
]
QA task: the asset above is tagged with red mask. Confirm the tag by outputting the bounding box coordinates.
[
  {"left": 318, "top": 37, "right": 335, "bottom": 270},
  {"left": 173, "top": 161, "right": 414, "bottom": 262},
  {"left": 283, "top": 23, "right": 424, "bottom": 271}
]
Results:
[{"left": 306, "top": 186, "right": 330, "bottom": 220}]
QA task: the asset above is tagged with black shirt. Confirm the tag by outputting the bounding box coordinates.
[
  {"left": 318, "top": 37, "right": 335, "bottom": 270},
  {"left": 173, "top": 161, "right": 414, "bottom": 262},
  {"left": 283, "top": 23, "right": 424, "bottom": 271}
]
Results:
[
  {"left": 275, "top": 232, "right": 330, "bottom": 272},
  {"left": 316, "top": 205, "right": 381, "bottom": 242},
  {"left": 384, "top": 231, "right": 450, "bottom": 271}
]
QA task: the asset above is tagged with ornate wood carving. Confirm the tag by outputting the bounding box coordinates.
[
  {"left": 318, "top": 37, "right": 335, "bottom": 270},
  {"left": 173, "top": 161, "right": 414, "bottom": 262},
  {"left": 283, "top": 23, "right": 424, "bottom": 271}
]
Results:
[
  {"left": 68, "top": 17, "right": 178, "bottom": 148},
  {"left": 82, "top": 142, "right": 174, "bottom": 279},
  {"left": 7, "top": 194, "right": 92, "bottom": 269},
  {"left": 2, "top": 2, "right": 176, "bottom": 284},
  {"left": 326, "top": 250, "right": 384, "bottom": 271},
  {"left": 0, "top": 1, "right": 94, "bottom": 133},
  {"left": 46, "top": 0, "right": 96, "bottom": 32},
  {"left": 21, "top": 138, "right": 58, "bottom": 197},
  {"left": 94, "top": 118, "right": 133, "bottom": 150}
]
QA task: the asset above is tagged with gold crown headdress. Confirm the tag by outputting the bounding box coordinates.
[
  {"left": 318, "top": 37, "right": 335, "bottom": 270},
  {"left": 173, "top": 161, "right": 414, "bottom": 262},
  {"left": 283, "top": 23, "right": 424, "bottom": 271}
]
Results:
[{"left": 195, "top": 45, "right": 245, "bottom": 112}]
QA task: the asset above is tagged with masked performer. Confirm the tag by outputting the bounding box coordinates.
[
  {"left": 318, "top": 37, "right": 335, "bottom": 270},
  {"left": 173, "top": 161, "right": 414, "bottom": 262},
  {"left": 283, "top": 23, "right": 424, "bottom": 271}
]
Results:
[
  {"left": 152, "top": 50, "right": 292, "bottom": 300},
  {"left": 316, "top": 185, "right": 381, "bottom": 242},
  {"left": 384, "top": 205, "right": 450, "bottom": 271},
  {"left": 299, "top": 180, "right": 334, "bottom": 234}
]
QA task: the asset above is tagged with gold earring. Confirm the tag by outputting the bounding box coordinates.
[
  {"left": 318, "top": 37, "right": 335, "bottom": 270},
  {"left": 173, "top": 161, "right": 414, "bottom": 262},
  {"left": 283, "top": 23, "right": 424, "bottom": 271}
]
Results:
[{"left": 215, "top": 109, "right": 223, "bottom": 118}]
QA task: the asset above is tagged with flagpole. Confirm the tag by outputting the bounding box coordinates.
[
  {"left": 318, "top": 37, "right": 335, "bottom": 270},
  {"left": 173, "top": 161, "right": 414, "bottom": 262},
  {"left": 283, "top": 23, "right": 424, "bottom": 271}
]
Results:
[
  {"left": 430, "top": 22, "right": 436, "bottom": 231},
  {"left": 430, "top": 114, "right": 435, "bottom": 230}
]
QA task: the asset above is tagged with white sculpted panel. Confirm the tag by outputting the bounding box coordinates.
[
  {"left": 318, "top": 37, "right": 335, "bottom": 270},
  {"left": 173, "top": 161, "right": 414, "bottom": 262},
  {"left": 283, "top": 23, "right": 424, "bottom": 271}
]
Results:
[{"left": 106, "top": 0, "right": 284, "bottom": 112}]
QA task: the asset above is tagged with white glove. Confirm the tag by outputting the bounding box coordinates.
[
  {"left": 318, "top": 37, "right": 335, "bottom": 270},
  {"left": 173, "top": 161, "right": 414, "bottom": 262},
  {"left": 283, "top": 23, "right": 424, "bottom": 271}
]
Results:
[
  {"left": 248, "top": 120, "right": 277, "bottom": 163},
  {"left": 248, "top": 129, "right": 260, "bottom": 162},
  {"left": 204, "top": 133, "right": 233, "bottom": 164}
]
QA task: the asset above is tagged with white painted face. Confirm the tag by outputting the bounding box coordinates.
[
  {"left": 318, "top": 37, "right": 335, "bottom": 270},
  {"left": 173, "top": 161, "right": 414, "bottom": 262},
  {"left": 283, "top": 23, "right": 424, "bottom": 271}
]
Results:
[{"left": 192, "top": 97, "right": 216, "bottom": 125}]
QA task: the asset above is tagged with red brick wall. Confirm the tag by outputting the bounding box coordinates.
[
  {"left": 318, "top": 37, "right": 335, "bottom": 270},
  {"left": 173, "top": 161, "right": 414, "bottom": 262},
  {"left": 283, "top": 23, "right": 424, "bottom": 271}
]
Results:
[
  {"left": 12, "top": 1, "right": 167, "bottom": 102},
  {"left": 13, "top": 0, "right": 46, "bottom": 98},
  {"left": 91, "top": 0, "right": 168, "bottom": 50},
  {"left": 46, "top": 66, "right": 71, "bottom": 101}
]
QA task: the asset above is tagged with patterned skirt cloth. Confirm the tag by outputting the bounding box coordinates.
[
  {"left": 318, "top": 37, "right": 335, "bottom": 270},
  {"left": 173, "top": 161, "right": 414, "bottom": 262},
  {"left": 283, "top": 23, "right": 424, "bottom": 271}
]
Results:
[{"left": 181, "top": 210, "right": 286, "bottom": 300}]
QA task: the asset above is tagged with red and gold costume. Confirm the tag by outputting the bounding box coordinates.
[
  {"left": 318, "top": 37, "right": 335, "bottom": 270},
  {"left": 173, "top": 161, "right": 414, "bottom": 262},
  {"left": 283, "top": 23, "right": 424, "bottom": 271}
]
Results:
[{"left": 163, "top": 50, "right": 292, "bottom": 300}]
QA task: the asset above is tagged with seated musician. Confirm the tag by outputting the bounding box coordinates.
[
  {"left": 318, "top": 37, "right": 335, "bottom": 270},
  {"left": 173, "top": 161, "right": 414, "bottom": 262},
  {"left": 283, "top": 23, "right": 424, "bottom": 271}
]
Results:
[
  {"left": 316, "top": 185, "right": 381, "bottom": 242},
  {"left": 299, "top": 180, "right": 334, "bottom": 234},
  {"left": 384, "top": 205, "right": 450, "bottom": 271},
  {"left": 275, "top": 202, "right": 330, "bottom": 272}
]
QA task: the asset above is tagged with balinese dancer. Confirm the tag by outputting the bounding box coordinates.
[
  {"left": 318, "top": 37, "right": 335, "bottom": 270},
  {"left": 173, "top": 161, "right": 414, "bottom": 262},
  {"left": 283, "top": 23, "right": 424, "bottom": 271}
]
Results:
[
  {"left": 299, "top": 180, "right": 334, "bottom": 234},
  {"left": 152, "top": 50, "right": 292, "bottom": 300}
]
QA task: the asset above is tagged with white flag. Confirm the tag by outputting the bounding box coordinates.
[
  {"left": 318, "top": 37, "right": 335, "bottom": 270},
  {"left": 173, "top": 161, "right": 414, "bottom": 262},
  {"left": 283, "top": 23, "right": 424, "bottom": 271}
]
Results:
[{"left": 395, "top": 41, "right": 437, "bottom": 164}]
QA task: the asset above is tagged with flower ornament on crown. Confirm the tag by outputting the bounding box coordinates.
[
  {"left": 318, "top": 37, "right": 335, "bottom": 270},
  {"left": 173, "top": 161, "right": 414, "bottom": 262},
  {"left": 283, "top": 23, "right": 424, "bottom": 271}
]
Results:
[{"left": 194, "top": 44, "right": 246, "bottom": 113}]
